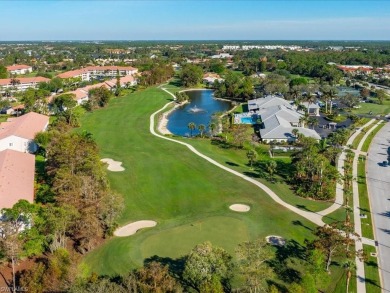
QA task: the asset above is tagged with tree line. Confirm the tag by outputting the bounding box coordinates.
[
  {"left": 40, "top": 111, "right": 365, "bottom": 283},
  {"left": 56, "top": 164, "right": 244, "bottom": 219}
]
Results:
[{"left": 11, "top": 220, "right": 360, "bottom": 293}]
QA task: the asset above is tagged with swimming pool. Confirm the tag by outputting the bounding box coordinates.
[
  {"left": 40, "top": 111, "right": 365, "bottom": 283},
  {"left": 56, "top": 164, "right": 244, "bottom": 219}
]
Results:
[{"left": 240, "top": 116, "right": 255, "bottom": 124}]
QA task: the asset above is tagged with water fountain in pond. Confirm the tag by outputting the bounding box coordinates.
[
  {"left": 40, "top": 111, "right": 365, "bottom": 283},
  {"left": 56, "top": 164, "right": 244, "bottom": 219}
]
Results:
[{"left": 187, "top": 105, "right": 207, "bottom": 113}]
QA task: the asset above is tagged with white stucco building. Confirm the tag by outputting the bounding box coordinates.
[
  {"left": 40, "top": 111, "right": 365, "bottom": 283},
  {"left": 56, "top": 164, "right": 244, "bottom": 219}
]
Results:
[
  {"left": 0, "top": 112, "right": 49, "bottom": 153},
  {"left": 0, "top": 77, "right": 50, "bottom": 92},
  {"left": 6, "top": 64, "right": 33, "bottom": 75},
  {"left": 57, "top": 66, "right": 138, "bottom": 81}
]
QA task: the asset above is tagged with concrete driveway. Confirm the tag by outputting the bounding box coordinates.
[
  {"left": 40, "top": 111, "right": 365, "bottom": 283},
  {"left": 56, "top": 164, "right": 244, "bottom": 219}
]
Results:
[{"left": 366, "top": 121, "right": 390, "bottom": 292}]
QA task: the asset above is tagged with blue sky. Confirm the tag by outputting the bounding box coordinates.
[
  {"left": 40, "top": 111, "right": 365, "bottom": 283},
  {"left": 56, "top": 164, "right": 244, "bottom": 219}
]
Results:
[{"left": 1, "top": 1, "right": 389, "bottom": 40}]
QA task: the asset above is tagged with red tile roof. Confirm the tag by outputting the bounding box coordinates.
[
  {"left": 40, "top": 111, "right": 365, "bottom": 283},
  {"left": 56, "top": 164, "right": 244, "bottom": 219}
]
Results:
[
  {"left": 0, "top": 112, "right": 49, "bottom": 140},
  {"left": 0, "top": 149, "right": 35, "bottom": 209},
  {"left": 57, "top": 69, "right": 85, "bottom": 79},
  {"left": 0, "top": 77, "right": 50, "bottom": 86},
  {"left": 81, "top": 82, "right": 110, "bottom": 92},
  {"left": 6, "top": 64, "right": 32, "bottom": 71},
  {"left": 105, "top": 75, "right": 136, "bottom": 87}
]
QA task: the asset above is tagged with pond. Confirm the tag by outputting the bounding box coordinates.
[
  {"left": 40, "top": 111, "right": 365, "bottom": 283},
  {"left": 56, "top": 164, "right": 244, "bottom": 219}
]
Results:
[{"left": 167, "top": 90, "right": 232, "bottom": 136}]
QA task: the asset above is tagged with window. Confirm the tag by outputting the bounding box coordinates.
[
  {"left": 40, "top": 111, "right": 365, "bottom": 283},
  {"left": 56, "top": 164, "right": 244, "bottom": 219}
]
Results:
[{"left": 9, "top": 142, "right": 13, "bottom": 146}]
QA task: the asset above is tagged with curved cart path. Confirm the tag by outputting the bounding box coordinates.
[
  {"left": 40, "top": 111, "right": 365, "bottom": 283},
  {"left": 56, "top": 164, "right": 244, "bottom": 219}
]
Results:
[
  {"left": 153, "top": 87, "right": 324, "bottom": 226},
  {"left": 152, "top": 87, "right": 380, "bottom": 292}
]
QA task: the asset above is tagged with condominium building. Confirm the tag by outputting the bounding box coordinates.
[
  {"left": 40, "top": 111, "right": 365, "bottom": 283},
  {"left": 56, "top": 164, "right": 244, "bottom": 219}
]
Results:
[
  {"left": 57, "top": 66, "right": 138, "bottom": 81},
  {"left": 0, "top": 77, "right": 50, "bottom": 92},
  {"left": 6, "top": 64, "right": 33, "bottom": 75}
]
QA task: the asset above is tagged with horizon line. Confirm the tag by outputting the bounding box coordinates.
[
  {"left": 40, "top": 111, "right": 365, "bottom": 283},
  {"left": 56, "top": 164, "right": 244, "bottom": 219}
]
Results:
[{"left": 1, "top": 39, "right": 390, "bottom": 42}]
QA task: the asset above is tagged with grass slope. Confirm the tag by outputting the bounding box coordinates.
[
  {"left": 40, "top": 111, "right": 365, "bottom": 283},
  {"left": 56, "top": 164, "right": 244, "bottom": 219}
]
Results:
[
  {"left": 352, "top": 99, "right": 390, "bottom": 115},
  {"left": 80, "top": 87, "right": 317, "bottom": 275},
  {"left": 180, "top": 138, "right": 333, "bottom": 213}
]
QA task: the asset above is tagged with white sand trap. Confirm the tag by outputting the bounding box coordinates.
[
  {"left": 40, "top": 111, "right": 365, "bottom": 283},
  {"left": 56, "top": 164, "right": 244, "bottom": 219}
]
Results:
[
  {"left": 114, "top": 220, "right": 157, "bottom": 237},
  {"left": 229, "top": 204, "right": 250, "bottom": 212},
  {"left": 101, "top": 158, "right": 125, "bottom": 172},
  {"left": 266, "top": 235, "right": 286, "bottom": 247}
]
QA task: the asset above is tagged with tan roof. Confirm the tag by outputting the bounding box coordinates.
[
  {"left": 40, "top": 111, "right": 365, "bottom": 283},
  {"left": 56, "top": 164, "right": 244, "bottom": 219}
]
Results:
[
  {"left": 0, "top": 77, "right": 50, "bottom": 86},
  {"left": 0, "top": 112, "right": 49, "bottom": 140},
  {"left": 0, "top": 149, "right": 35, "bottom": 209},
  {"left": 57, "top": 66, "right": 138, "bottom": 79},
  {"left": 203, "top": 72, "right": 221, "bottom": 79},
  {"left": 105, "top": 75, "right": 136, "bottom": 88},
  {"left": 63, "top": 89, "right": 88, "bottom": 102},
  {"left": 73, "top": 89, "right": 88, "bottom": 101},
  {"left": 82, "top": 82, "right": 110, "bottom": 92},
  {"left": 57, "top": 69, "right": 85, "bottom": 79},
  {"left": 6, "top": 64, "right": 32, "bottom": 71},
  {"left": 118, "top": 75, "right": 135, "bottom": 84}
]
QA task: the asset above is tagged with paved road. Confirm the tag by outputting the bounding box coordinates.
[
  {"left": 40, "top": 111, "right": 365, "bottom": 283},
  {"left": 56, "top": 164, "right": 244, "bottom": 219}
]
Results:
[
  {"left": 367, "top": 82, "right": 390, "bottom": 96},
  {"left": 366, "top": 121, "right": 390, "bottom": 292}
]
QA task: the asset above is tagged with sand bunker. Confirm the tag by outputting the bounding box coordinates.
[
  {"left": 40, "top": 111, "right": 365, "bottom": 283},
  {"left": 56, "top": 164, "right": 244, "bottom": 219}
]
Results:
[
  {"left": 101, "top": 158, "right": 125, "bottom": 172},
  {"left": 229, "top": 204, "right": 250, "bottom": 212},
  {"left": 114, "top": 220, "right": 157, "bottom": 237},
  {"left": 266, "top": 235, "right": 286, "bottom": 247}
]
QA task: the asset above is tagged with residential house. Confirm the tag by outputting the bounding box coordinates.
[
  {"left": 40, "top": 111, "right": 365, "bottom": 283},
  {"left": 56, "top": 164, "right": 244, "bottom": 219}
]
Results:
[
  {"left": 105, "top": 75, "right": 137, "bottom": 88},
  {"left": 211, "top": 53, "right": 233, "bottom": 59},
  {"left": 0, "top": 112, "right": 49, "bottom": 153},
  {"left": 60, "top": 75, "right": 137, "bottom": 105},
  {"left": 235, "top": 96, "right": 320, "bottom": 143},
  {"left": 0, "top": 77, "right": 50, "bottom": 92},
  {"left": 6, "top": 64, "right": 33, "bottom": 75},
  {"left": 222, "top": 45, "right": 240, "bottom": 51},
  {"left": 0, "top": 149, "right": 35, "bottom": 209},
  {"left": 257, "top": 105, "right": 320, "bottom": 142},
  {"left": 203, "top": 73, "right": 224, "bottom": 85},
  {"left": 337, "top": 65, "right": 373, "bottom": 75},
  {"left": 247, "top": 96, "right": 292, "bottom": 111},
  {"left": 66, "top": 88, "right": 89, "bottom": 105}
]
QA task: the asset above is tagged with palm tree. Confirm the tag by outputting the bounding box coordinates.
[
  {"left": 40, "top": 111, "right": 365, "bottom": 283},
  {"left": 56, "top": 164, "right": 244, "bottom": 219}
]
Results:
[
  {"left": 188, "top": 122, "right": 196, "bottom": 137},
  {"left": 289, "top": 85, "right": 303, "bottom": 107},
  {"left": 305, "top": 93, "right": 317, "bottom": 115},
  {"left": 343, "top": 259, "right": 357, "bottom": 293},
  {"left": 318, "top": 138, "right": 328, "bottom": 152},
  {"left": 208, "top": 122, "right": 216, "bottom": 136},
  {"left": 292, "top": 128, "right": 299, "bottom": 138},
  {"left": 198, "top": 124, "right": 206, "bottom": 138},
  {"left": 299, "top": 113, "right": 309, "bottom": 127},
  {"left": 308, "top": 117, "right": 319, "bottom": 129},
  {"left": 246, "top": 149, "right": 257, "bottom": 169},
  {"left": 266, "top": 160, "right": 277, "bottom": 182},
  {"left": 322, "top": 86, "right": 338, "bottom": 114}
]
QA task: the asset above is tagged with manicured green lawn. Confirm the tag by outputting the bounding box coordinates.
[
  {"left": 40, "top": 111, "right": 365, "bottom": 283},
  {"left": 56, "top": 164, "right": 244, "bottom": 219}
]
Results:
[
  {"left": 362, "top": 122, "right": 385, "bottom": 152},
  {"left": 363, "top": 245, "right": 381, "bottom": 293},
  {"left": 323, "top": 206, "right": 348, "bottom": 225},
  {"left": 180, "top": 138, "right": 333, "bottom": 213},
  {"left": 352, "top": 100, "right": 390, "bottom": 115},
  {"left": 351, "top": 123, "right": 375, "bottom": 150},
  {"left": 80, "top": 87, "right": 318, "bottom": 276},
  {"left": 357, "top": 157, "right": 374, "bottom": 239},
  {"left": 140, "top": 216, "right": 249, "bottom": 261},
  {"left": 332, "top": 269, "right": 357, "bottom": 293}
]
